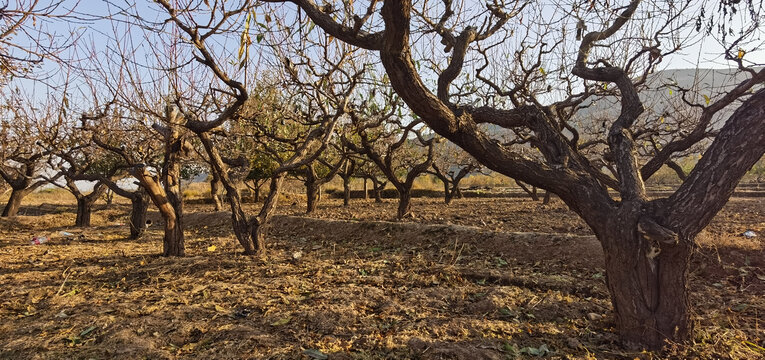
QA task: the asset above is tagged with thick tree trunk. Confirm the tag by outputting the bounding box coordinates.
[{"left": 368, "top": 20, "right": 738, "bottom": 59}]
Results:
[
  {"left": 397, "top": 188, "right": 412, "bottom": 219},
  {"left": 1, "top": 189, "right": 26, "bottom": 217},
  {"left": 162, "top": 216, "right": 184, "bottom": 257},
  {"left": 449, "top": 176, "right": 466, "bottom": 203},
  {"left": 129, "top": 193, "right": 150, "bottom": 239},
  {"left": 228, "top": 195, "right": 255, "bottom": 254},
  {"left": 75, "top": 198, "right": 94, "bottom": 227},
  {"left": 443, "top": 181, "right": 454, "bottom": 204},
  {"left": 164, "top": 199, "right": 184, "bottom": 256},
  {"left": 240, "top": 175, "right": 285, "bottom": 256},
  {"left": 248, "top": 222, "right": 267, "bottom": 255},
  {"left": 342, "top": 176, "right": 351, "bottom": 206},
  {"left": 306, "top": 184, "right": 319, "bottom": 214},
  {"left": 372, "top": 179, "right": 383, "bottom": 203},
  {"left": 163, "top": 137, "right": 186, "bottom": 256},
  {"left": 599, "top": 221, "right": 692, "bottom": 350}
]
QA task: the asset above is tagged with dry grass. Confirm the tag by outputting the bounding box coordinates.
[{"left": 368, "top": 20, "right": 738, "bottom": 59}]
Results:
[{"left": 0, "top": 195, "right": 762, "bottom": 359}]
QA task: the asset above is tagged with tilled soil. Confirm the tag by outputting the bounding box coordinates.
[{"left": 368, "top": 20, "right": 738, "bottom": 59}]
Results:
[{"left": 0, "top": 197, "right": 762, "bottom": 359}]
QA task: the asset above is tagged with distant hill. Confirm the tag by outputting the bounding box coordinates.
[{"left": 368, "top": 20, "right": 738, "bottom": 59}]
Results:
[{"left": 574, "top": 67, "right": 760, "bottom": 123}]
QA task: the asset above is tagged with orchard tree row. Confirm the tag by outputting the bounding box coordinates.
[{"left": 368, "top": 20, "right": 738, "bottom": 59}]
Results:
[{"left": 0, "top": 0, "right": 764, "bottom": 350}]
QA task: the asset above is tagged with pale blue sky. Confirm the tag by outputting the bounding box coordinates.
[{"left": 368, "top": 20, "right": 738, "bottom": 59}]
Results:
[{"left": 9, "top": 0, "right": 765, "bottom": 104}]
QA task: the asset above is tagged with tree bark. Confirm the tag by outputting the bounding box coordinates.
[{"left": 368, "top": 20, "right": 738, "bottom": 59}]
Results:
[
  {"left": 162, "top": 172, "right": 185, "bottom": 256},
  {"left": 363, "top": 178, "right": 368, "bottom": 199},
  {"left": 75, "top": 198, "right": 93, "bottom": 227},
  {"left": 210, "top": 174, "right": 223, "bottom": 211},
  {"left": 443, "top": 180, "right": 453, "bottom": 204},
  {"left": 242, "top": 174, "right": 286, "bottom": 256},
  {"left": 342, "top": 176, "right": 351, "bottom": 206},
  {"left": 134, "top": 148, "right": 186, "bottom": 256},
  {"left": 450, "top": 173, "right": 467, "bottom": 202},
  {"left": 162, "top": 215, "right": 184, "bottom": 256},
  {"left": 248, "top": 220, "right": 268, "bottom": 256},
  {"left": 254, "top": 181, "right": 261, "bottom": 202},
  {"left": 542, "top": 191, "right": 551, "bottom": 205},
  {"left": 306, "top": 183, "right": 319, "bottom": 214},
  {"left": 72, "top": 184, "right": 106, "bottom": 228},
  {"left": 597, "top": 209, "right": 692, "bottom": 350},
  {"left": 129, "top": 192, "right": 150, "bottom": 239},
  {"left": 397, "top": 188, "right": 412, "bottom": 219},
  {"left": 374, "top": 184, "right": 383, "bottom": 202},
  {"left": 372, "top": 178, "right": 384, "bottom": 203},
  {"left": 1, "top": 188, "right": 26, "bottom": 217}
]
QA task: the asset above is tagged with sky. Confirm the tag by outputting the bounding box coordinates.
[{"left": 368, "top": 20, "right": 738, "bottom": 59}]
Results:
[
  {"left": 9, "top": 0, "right": 764, "bottom": 99},
  {"left": 4, "top": 0, "right": 762, "bottom": 191}
]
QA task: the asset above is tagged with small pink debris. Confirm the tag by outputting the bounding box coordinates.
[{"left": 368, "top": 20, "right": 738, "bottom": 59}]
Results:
[{"left": 30, "top": 236, "right": 48, "bottom": 245}]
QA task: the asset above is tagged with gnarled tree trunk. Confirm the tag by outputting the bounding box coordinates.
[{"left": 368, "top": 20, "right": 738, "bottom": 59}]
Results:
[
  {"left": 396, "top": 187, "right": 412, "bottom": 219},
  {"left": 602, "top": 232, "right": 691, "bottom": 349},
  {"left": 239, "top": 174, "right": 285, "bottom": 255},
  {"left": 105, "top": 189, "right": 114, "bottom": 206},
  {"left": 371, "top": 178, "right": 384, "bottom": 203},
  {"left": 305, "top": 183, "right": 319, "bottom": 214},
  {"left": 75, "top": 198, "right": 93, "bottom": 227},
  {"left": 253, "top": 182, "right": 261, "bottom": 202},
  {"left": 161, "top": 172, "right": 185, "bottom": 257},
  {"left": 589, "top": 205, "right": 692, "bottom": 349},
  {"left": 73, "top": 184, "right": 106, "bottom": 227},
  {"left": 1, "top": 188, "right": 27, "bottom": 217},
  {"left": 129, "top": 190, "right": 150, "bottom": 239},
  {"left": 162, "top": 213, "right": 184, "bottom": 256}
]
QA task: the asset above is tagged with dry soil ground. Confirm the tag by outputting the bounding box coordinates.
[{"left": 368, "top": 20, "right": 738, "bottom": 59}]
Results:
[{"left": 0, "top": 196, "right": 763, "bottom": 359}]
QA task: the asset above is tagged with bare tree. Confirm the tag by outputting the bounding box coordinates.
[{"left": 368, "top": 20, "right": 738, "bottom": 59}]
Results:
[
  {"left": 82, "top": 103, "right": 191, "bottom": 256},
  {"left": 429, "top": 138, "right": 482, "bottom": 204},
  {"left": 75, "top": 173, "right": 152, "bottom": 239},
  {"left": 0, "top": 0, "right": 80, "bottom": 84},
  {"left": 344, "top": 104, "right": 435, "bottom": 219},
  {"left": 356, "top": 159, "right": 387, "bottom": 203},
  {"left": 266, "top": 0, "right": 765, "bottom": 348},
  {"left": 294, "top": 155, "right": 346, "bottom": 214},
  {"left": 0, "top": 92, "right": 63, "bottom": 216},
  {"left": 336, "top": 154, "right": 357, "bottom": 206},
  {"left": 144, "top": 0, "right": 361, "bottom": 255},
  {"left": 47, "top": 147, "right": 113, "bottom": 227}
]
